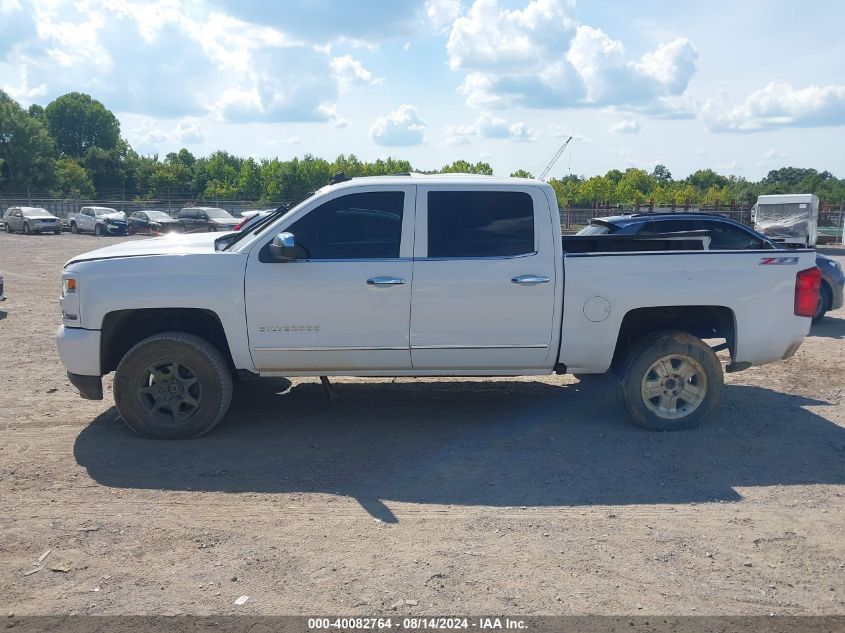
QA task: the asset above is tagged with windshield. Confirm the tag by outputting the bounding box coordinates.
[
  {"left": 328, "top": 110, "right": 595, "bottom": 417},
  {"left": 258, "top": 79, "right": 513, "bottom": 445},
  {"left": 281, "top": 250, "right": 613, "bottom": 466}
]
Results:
[
  {"left": 576, "top": 224, "right": 611, "bottom": 236},
  {"left": 24, "top": 208, "right": 53, "bottom": 217},
  {"left": 205, "top": 208, "right": 234, "bottom": 219},
  {"left": 94, "top": 208, "right": 118, "bottom": 216},
  {"left": 145, "top": 211, "right": 172, "bottom": 220}
]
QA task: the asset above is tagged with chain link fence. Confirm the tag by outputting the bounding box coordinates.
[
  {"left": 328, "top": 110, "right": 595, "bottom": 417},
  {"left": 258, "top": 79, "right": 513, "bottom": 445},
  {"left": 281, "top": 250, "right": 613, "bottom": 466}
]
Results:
[{"left": 2, "top": 196, "right": 844, "bottom": 245}]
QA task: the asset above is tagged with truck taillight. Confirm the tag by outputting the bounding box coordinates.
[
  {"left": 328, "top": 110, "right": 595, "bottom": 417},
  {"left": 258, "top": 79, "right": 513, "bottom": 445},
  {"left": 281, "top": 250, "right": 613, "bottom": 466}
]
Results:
[{"left": 794, "top": 267, "right": 821, "bottom": 318}]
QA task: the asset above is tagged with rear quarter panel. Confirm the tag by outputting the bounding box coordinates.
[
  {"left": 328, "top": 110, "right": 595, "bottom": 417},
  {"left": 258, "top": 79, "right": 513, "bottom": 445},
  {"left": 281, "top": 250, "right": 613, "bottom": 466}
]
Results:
[{"left": 560, "top": 250, "right": 816, "bottom": 373}]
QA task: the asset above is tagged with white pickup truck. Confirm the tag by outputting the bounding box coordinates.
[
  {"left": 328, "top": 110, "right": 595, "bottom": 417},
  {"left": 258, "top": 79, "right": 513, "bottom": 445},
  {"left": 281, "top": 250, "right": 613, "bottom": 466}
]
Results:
[
  {"left": 68, "top": 206, "right": 129, "bottom": 236},
  {"left": 57, "top": 175, "right": 820, "bottom": 438}
]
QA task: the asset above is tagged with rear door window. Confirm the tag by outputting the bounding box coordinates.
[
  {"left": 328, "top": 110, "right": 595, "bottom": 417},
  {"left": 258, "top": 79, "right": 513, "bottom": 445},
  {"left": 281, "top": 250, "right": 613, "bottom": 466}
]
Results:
[{"left": 427, "top": 191, "right": 534, "bottom": 258}]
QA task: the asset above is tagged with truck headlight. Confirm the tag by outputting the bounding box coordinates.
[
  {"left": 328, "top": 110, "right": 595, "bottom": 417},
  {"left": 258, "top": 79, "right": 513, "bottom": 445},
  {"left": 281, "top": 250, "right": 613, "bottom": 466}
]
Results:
[{"left": 61, "top": 275, "right": 80, "bottom": 322}]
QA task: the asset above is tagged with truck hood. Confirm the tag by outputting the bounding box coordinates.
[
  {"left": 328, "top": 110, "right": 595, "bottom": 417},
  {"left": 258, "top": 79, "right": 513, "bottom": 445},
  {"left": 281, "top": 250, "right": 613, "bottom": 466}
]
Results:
[
  {"left": 66, "top": 232, "right": 222, "bottom": 266},
  {"left": 97, "top": 212, "right": 127, "bottom": 221}
]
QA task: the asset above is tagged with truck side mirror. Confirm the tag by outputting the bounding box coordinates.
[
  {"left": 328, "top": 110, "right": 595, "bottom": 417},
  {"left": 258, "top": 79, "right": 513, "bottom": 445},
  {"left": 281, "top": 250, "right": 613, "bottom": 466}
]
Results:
[{"left": 269, "top": 232, "right": 298, "bottom": 262}]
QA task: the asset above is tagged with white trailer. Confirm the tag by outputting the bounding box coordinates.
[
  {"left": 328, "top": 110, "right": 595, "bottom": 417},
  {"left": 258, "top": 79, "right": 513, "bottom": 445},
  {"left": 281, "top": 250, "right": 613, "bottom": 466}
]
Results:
[{"left": 752, "top": 194, "right": 819, "bottom": 248}]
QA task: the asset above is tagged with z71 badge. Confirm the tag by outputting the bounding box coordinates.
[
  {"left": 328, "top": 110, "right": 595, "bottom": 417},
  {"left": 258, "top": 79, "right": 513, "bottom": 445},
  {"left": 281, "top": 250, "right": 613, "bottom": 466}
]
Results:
[{"left": 759, "top": 256, "right": 800, "bottom": 265}]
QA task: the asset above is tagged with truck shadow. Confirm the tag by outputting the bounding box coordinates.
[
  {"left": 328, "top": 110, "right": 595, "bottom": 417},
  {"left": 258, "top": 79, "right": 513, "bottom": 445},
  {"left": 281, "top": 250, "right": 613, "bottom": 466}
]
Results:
[
  {"left": 810, "top": 315, "right": 845, "bottom": 340},
  {"left": 73, "top": 379, "right": 845, "bottom": 523}
]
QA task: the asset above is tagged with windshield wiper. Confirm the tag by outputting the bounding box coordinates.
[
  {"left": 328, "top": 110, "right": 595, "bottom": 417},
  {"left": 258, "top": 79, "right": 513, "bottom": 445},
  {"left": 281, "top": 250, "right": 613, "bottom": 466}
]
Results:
[{"left": 221, "top": 192, "right": 316, "bottom": 251}]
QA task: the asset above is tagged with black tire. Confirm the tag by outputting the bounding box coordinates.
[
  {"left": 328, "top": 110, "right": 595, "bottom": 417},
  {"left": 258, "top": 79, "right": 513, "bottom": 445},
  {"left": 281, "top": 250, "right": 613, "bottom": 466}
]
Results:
[
  {"left": 617, "top": 331, "right": 723, "bottom": 431},
  {"left": 70, "top": 222, "right": 78, "bottom": 234},
  {"left": 23, "top": 222, "right": 31, "bottom": 235},
  {"left": 94, "top": 224, "right": 103, "bottom": 237},
  {"left": 812, "top": 283, "right": 832, "bottom": 324},
  {"left": 208, "top": 226, "right": 217, "bottom": 232},
  {"left": 5, "top": 222, "right": 12, "bottom": 233},
  {"left": 114, "top": 332, "right": 233, "bottom": 439}
]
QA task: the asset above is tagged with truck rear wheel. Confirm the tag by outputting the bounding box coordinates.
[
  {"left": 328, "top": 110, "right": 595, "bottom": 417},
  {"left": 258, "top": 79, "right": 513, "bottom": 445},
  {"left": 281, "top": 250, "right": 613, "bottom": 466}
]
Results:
[
  {"left": 617, "top": 331, "right": 723, "bottom": 431},
  {"left": 114, "top": 332, "right": 233, "bottom": 439}
]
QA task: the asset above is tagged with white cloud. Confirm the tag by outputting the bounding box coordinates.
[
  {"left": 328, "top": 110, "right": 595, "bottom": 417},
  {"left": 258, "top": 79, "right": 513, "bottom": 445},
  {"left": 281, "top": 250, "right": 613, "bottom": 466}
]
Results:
[
  {"left": 447, "top": 0, "right": 577, "bottom": 72},
  {"left": 319, "top": 104, "right": 350, "bottom": 128},
  {"left": 763, "top": 148, "right": 787, "bottom": 159},
  {"left": 203, "top": 1, "right": 422, "bottom": 45},
  {"left": 703, "top": 82, "right": 845, "bottom": 132},
  {"left": 217, "top": 46, "right": 339, "bottom": 123},
  {"left": 0, "top": 0, "right": 381, "bottom": 124},
  {"left": 331, "top": 54, "right": 380, "bottom": 90},
  {"left": 425, "top": 0, "right": 462, "bottom": 32},
  {"left": 370, "top": 104, "right": 426, "bottom": 146},
  {"left": 631, "top": 38, "right": 697, "bottom": 94},
  {"left": 608, "top": 120, "right": 640, "bottom": 134},
  {"left": 446, "top": 0, "right": 697, "bottom": 112},
  {"left": 443, "top": 111, "right": 535, "bottom": 144},
  {"left": 549, "top": 126, "right": 590, "bottom": 143},
  {"left": 131, "top": 118, "right": 208, "bottom": 147}
]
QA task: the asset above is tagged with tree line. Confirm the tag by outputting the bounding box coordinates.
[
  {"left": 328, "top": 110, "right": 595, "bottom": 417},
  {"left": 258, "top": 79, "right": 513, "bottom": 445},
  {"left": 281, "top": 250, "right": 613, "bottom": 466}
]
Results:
[{"left": 2, "top": 90, "right": 844, "bottom": 208}]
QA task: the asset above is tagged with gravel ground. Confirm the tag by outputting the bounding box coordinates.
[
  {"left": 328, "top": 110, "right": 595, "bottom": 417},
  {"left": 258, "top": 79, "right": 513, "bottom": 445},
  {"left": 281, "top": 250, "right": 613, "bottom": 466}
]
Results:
[{"left": 0, "top": 231, "right": 843, "bottom": 616}]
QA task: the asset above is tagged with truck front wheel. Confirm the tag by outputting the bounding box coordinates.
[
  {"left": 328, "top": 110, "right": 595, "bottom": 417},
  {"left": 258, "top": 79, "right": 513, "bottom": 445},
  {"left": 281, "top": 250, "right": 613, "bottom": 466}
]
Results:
[
  {"left": 114, "top": 332, "right": 233, "bottom": 439},
  {"left": 617, "top": 331, "right": 723, "bottom": 431}
]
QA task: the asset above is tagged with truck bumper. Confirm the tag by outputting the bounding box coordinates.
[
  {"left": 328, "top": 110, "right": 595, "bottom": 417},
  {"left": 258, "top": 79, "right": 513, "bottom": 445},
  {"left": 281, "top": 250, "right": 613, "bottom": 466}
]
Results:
[{"left": 56, "top": 325, "right": 101, "bottom": 378}]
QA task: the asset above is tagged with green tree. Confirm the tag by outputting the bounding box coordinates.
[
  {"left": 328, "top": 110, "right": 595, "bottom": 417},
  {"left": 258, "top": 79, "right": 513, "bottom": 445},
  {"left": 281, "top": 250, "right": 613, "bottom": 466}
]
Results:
[
  {"left": 548, "top": 174, "right": 581, "bottom": 207},
  {"left": 510, "top": 169, "right": 533, "bottom": 178},
  {"left": 238, "top": 157, "right": 263, "bottom": 200},
  {"left": 45, "top": 92, "right": 120, "bottom": 157},
  {"left": 55, "top": 158, "right": 95, "bottom": 198},
  {"left": 83, "top": 145, "right": 126, "bottom": 197},
  {"left": 0, "top": 91, "right": 57, "bottom": 192},
  {"left": 578, "top": 176, "right": 614, "bottom": 204},
  {"left": 27, "top": 103, "right": 46, "bottom": 124},
  {"left": 651, "top": 164, "right": 672, "bottom": 185},
  {"left": 440, "top": 159, "right": 493, "bottom": 175},
  {"left": 615, "top": 168, "right": 654, "bottom": 204},
  {"left": 686, "top": 168, "right": 728, "bottom": 191}
]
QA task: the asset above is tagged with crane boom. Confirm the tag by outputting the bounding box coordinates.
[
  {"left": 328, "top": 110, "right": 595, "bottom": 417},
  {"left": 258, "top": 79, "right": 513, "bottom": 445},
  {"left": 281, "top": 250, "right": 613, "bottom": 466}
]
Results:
[{"left": 538, "top": 136, "right": 573, "bottom": 180}]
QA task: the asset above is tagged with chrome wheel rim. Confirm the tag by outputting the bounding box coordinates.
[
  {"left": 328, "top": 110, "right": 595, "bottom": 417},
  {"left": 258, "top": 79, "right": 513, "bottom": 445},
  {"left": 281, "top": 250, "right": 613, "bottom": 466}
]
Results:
[
  {"left": 138, "top": 360, "right": 203, "bottom": 421},
  {"left": 640, "top": 354, "right": 707, "bottom": 420}
]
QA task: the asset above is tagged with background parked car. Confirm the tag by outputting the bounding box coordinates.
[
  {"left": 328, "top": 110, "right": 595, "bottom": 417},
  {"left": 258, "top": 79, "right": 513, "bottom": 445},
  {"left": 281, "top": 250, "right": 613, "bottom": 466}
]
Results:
[
  {"left": 0, "top": 271, "right": 5, "bottom": 301},
  {"left": 3, "top": 206, "right": 61, "bottom": 234},
  {"left": 233, "top": 209, "right": 274, "bottom": 231},
  {"left": 577, "top": 212, "right": 845, "bottom": 322},
  {"left": 68, "top": 206, "right": 128, "bottom": 236},
  {"left": 128, "top": 210, "right": 183, "bottom": 235},
  {"left": 177, "top": 207, "right": 238, "bottom": 232}
]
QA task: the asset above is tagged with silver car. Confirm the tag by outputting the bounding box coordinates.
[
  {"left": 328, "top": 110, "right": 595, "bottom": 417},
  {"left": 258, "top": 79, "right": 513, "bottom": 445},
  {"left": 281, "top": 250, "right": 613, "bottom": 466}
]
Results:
[{"left": 3, "top": 206, "right": 62, "bottom": 234}]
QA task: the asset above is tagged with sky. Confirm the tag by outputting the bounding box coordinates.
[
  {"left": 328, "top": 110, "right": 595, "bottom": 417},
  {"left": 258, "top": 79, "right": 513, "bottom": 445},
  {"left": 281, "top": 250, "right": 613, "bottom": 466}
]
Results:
[{"left": 2, "top": 0, "right": 845, "bottom": 180}]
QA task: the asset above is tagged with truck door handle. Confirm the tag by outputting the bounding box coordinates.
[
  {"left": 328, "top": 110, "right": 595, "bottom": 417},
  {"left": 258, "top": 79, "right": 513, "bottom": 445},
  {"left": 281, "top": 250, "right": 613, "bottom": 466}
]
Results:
[
  {"left": 511, "top": 275, "right": 550, "bottom": 285},
  {"left": 367, "top": 277, "right": 406, "bottom": 286}
]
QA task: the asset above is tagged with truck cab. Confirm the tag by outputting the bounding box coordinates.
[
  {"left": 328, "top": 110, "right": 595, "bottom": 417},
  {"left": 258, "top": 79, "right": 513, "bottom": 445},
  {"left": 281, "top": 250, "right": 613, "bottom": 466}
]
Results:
[{"left": 752, "top": 194, "right": 819, "bottom": 248}]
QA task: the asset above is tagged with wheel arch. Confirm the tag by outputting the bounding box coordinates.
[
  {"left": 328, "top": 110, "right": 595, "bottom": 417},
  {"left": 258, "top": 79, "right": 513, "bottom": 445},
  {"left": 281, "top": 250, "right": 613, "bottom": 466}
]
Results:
[
  {"left": 101, "top": 308, "right": 235, "bottom": 374},
  {"left": 610, "top": 305, "right": 736, "bottom": 371}
]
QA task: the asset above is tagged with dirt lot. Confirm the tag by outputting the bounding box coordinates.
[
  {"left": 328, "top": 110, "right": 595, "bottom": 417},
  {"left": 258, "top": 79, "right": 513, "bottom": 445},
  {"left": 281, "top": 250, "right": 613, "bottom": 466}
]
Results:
[{"left": 0, "top": 231, "right": 843, "bottom": 616}]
